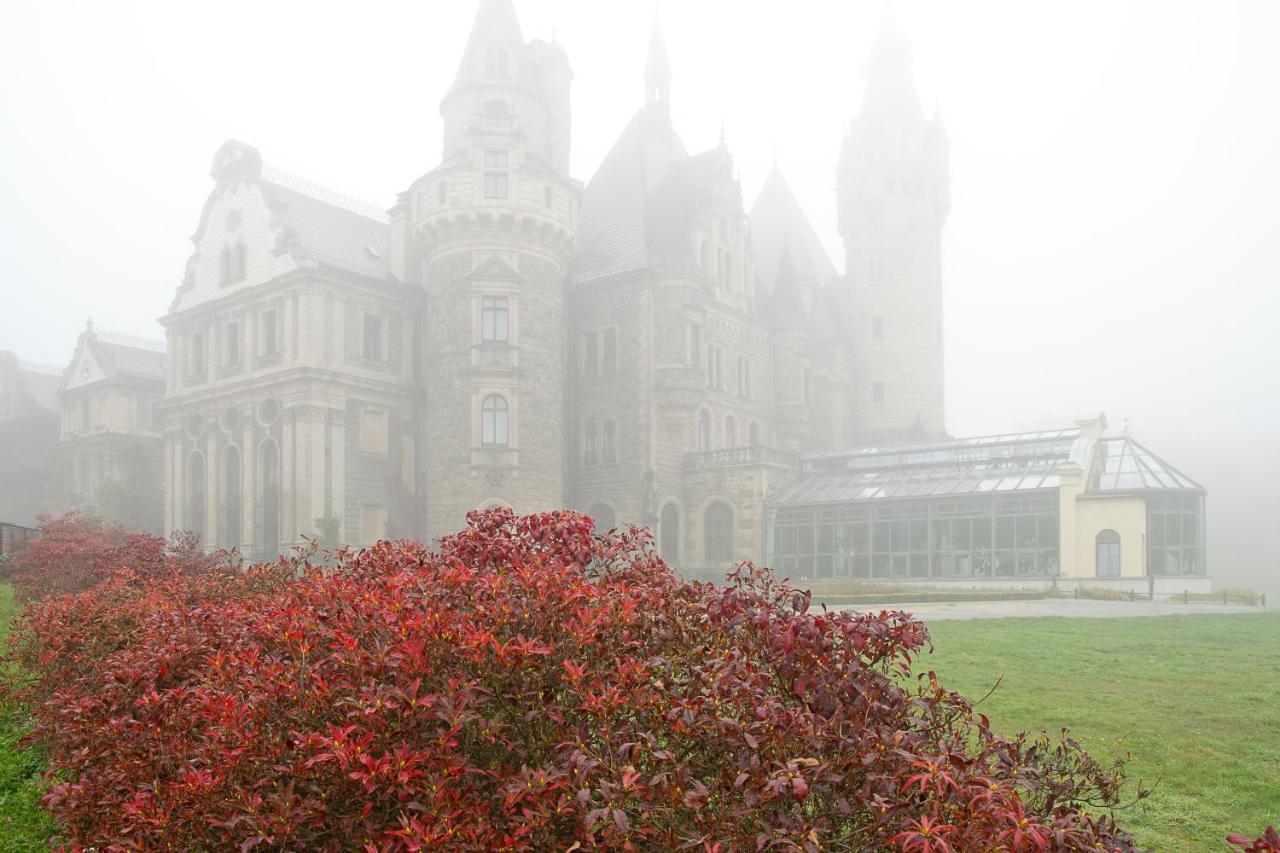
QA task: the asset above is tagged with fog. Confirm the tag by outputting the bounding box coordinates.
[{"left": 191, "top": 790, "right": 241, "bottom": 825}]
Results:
[{"left": 1, "top": 0, "right": 1277, "bottom": 594}]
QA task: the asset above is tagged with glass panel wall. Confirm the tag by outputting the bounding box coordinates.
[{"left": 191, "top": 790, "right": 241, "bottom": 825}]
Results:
[
  {"left": 765, "top": 493, "right": 1060, "bottom": 580},
  {"left": 1147, "top": 493, "right": 1205, "bottom": 575}
]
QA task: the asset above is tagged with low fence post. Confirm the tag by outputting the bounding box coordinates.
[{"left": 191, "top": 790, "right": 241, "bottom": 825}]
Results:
[
  {"left": 1224, "top": 591, "right": 1229, "bottom": 605},
  {"left": 1184, "top": 589, "right": 1189, "bottom": 604}
]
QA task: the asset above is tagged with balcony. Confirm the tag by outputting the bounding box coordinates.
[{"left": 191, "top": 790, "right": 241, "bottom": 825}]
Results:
[{"left": 683, "top": 445, "right": 799, "bottom": 473}]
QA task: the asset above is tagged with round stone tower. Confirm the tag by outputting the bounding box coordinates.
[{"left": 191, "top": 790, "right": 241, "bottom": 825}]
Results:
[{"left": 403, "top": 0, "right": 578, "bottom": 539}]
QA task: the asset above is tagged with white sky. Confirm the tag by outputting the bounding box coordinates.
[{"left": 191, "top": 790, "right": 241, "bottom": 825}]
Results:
[{"left": 2, "top": 0, "right": 1278, "bottom": 587}]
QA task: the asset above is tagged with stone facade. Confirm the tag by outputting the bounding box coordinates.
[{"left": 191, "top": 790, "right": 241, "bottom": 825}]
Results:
[{"left": 141, "top": 0, "right": 951, "bottom": 572}]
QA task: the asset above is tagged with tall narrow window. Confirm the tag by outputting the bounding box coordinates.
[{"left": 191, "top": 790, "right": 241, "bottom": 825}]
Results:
[
  {"left": 689, "top": 325, "right": 703, "bottom": 368},
  {"left": 704, "top": 502, "right": 734, "bottom": 563},
  {"left": 481, "top": 395, "right": 509, "bottom": 446},
  {"left": 481, "top": 295, "right": 509, "bottom": 343},
  {"left": 188, "top": 331, "right": 206, "bottom": 376},
  {"left": 232, "top": 241, "right": 247, "bottom": 282},
  {"left": 260, "top": 309, "right": 279, "bottom": 357},
  {"left": 259, "top": 440, "right": 280, "bottom": 559},
  {"left": 749, "top": 421, "right": 760, "bottom": 447},
  {"left": 186, "top": 451, "right": 205, "bottom": 538},
  {"left": 724, "top": 416, "right": 737, "bottom": 449},
  {"left": 222, "top": 445, "right": 241, "bottom": 547},
  {"left": 697, "top": 410, "right": 711, "bottom": 452},
  {"left": 601, "top": 329, "right": 617, "bottom": 375},
  {"left": 224, "top": 321, "right": 240, "bottom": 367},
  {"left": 660, "top": 503, "right": 680, "bottom": 563},
  {"left": 362, "top": 314, "right": 384, "bottom": 361},
  {"left": 873, "top": 381, "right": 885, "bottom": 404},
  {"left": 584, "top": 332, "right": 599, "bottom": 376},
  {"left": 603, "top": 420, "right": 618, "bottom": 463},
  {"left": 584, "top": 423, "right": 598, "bottom": 465},
  {"left": 219, "top": 246, "right": 232, "bottom": 285},
  {"left": 484, "top": 149, "right": 509, "bottom": 200},
  {"left": 872, "top": 317, "right": 884, "bottom": 341},
  {"left": 1096, "top": 529, "right": 1121, "bottom": 577}
]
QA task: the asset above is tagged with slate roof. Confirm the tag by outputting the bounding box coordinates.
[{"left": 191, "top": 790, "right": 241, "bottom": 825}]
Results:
[
  {"left": 573, "top": 104, "right": 690, "bottom": 283},
  {"left": 259, "top": 179, "right": 391, "bottom": 281},
  {"left": 749, "top": 167, "right": 837, "bottom": 296},
  {"left": 90, "top": 336, "right": 166, "bottom": 384}
]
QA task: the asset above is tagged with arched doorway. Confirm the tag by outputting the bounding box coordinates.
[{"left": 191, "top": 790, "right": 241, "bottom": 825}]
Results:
[{"left": 1096, "top": 529, "right": 1121, "bottom": 577}]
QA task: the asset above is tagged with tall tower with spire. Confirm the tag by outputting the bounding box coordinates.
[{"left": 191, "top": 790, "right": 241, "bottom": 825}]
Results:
[
  {"left": 393, "top": 0, "right": 579, "bottom": 538},
  {"left": 838, "top": 12, "right": 950, "bottom": 443}
]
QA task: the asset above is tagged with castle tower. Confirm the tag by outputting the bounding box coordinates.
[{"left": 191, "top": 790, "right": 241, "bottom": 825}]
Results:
[
  {"left": 838, "top": 12, "right": 950, "bottom": 443},
  {"left": 399, "top": 0, "right": 578, "bottom": 538}
]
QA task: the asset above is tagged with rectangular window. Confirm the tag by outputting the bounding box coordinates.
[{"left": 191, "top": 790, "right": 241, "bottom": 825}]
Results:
[
  {"left": 483, "top": 172, "right": 508, "bottom": 200},
  {"left": 188, "top": 331, "right": 206, "bottom": 375},
  {"left": 358, "top": 408, "right": 388, "bottom": 455},
  {"left": 260, "top": 309, "right": 279, "bottom": 357},
  {"left": 585, "top": 332, "right": 599, "bottom": 376},
  {"left": 872, "top": 316, "right": 884, "bottom": 341},
  {"left": 601, "top": 328, "right": 617, "bottom": 375},
  {"left": 481, "top": 295, "right": 509, "bottom": 343},
  {"left": 873, "top": 381, "right": 885, "bottom": 404},
  {"left": 224, "top": 321, "right": 240, "bottom": 366},
  {"left": 362, "top": 314, "right": 384, "bottom": 361},
  {"left": 689, "top": 325, "right": 702, "bottom": 367},
  {"left": 484, "top": 149, "right": 509, "bottom": 169}
]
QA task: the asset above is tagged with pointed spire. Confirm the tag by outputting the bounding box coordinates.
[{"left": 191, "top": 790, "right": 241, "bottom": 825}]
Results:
[
  {"left": 858, "top": 7, "right": 923, "bottom": 124},
  {"left": 453, "top": 0, "right": 525, "bottom": 89},
  {"left": 645, "top": 17, "right": 671, "bottom": 109}
]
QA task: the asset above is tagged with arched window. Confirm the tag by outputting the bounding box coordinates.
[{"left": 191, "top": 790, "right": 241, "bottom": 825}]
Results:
[
  {"left": 704, "top": 502, "right": 734, "bottom": 564},
  {"left": 1096, "top": 529, "right": 1121, "bottom": 577},
  {"left": 259, "top": 439, "right": 280, "bottom": 559},
  {"left": 603, "top": 420, "right": 618, "bottom": 463},
  {"left": 589, "top": 502, "right": 616, "bottom": 534},
  {"left": 232, "top": 240, "right": 247, "bottom": 281},
  {"left": 222, "top": 445, "right": 241, "bottom": 548},
  {"left": 481, "top": 395, "right": 509, "bottom": 446},
  {"left": 749, "top": 421, "right": 760, "bottom": 447},
  {"left": 724, "top": 415, "right": 737, "bottom": 449},
  {"left": 660, "top": 503, "right": 680, "bottom": 564},
  {"left": 186, "top": 451, "right": 205, "bottom": 539},
  {"left": 697, "top": 410, "right": 711, "bottom": 452},
  {"left": 584, "top": 423, "right": 597, "bottom": 465}
]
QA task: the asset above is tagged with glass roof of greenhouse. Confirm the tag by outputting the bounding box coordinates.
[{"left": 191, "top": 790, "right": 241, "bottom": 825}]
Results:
[
  {"left": 768, "top": 427, "right": 1202, "bottom": 508},
  {"left": 1087, "top": 436, "right": 1203, "bottom": 492}
]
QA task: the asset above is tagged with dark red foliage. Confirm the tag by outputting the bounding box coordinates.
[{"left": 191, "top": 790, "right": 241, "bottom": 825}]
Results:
[
  {"left": 1230, "top": 827, "right": 1280, "bottom": 852},
  {"left": 0, "top": 511, "right": 220, "bottom": 602},
  {"left": 8, "top": 508, "right": 1149, "bottom": 850}
]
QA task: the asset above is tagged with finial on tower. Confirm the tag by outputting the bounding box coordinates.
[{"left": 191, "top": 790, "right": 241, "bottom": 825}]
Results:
[{"left": 645, "top": 16, "right": 671, "bottom": 108}]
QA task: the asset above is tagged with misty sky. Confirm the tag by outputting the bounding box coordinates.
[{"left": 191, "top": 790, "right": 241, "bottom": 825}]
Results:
[{"left": 2, "top": 1, "right": 1278, "bottom": 582}]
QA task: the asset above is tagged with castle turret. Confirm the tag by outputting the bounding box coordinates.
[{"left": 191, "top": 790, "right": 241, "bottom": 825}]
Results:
[
  {"left": 404, "top": 0, "right": 578, "bottom": 539},
  {"left": 839, "top": 12, "right": 950, "bottom": 443}
]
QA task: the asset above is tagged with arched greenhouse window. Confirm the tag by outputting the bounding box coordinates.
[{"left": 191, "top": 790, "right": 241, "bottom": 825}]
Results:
[
  {"left": 1096, "top": 529, "right": 1121, "bottom": 577},
  {"left": 704, "top": 502, "right": 734, "bottom": 564},
  {"left": 481, "top": 395, "right": 509, "bottom": 446}
]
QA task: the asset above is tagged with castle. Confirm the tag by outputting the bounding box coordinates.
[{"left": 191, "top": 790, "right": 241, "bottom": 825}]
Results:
[{"left": 45, "top": 0, "right": 1207, "bottom": 589}]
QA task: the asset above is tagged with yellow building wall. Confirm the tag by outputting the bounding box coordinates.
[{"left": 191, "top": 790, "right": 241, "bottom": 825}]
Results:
[{"left": 1072, "top": 495, "right": 1148, "bottom": 578}]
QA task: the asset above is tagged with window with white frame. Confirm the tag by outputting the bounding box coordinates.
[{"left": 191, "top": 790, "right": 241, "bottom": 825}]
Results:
[
  {"left": 484, "top": 149, "right": 509, "bottom": 200},
  {"left": 362, "top": 313, "right": 384, "bottom": 361},
  {"left": 481, "top": 295, "right": 509, "bottom": 343},
  {"left": 481, "top": 395, "right": 509, "bottom": 446},
  {"left": 259, "top": 308, "right": 279, "bottom": 357}
]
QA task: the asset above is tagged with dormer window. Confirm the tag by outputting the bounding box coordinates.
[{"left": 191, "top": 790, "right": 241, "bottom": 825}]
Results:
[{"left": 483, "top": 48, "right": 510, "bottom": 76}]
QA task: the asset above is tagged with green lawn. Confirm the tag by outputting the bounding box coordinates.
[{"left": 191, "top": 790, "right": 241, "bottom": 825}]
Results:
[
  {"left": 0, "top": 584, "right": 53, "bottom": 851},
  {"left": 924, "top": 613, "right": 1280, "bottom": 851}
]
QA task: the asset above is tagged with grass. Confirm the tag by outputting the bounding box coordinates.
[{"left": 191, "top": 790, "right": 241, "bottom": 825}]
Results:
[
  {"left": 0, "top": 584, "right": 54, "bottom": 851},
  {"left": 923, "top": 613, "right": 1280, "bottom": 851}
]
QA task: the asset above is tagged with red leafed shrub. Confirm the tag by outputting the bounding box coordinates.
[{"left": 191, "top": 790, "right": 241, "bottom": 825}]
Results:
[
  {"left": 0, "top": 511, "right": 220, "bottom": 602},
  {"left": 1230, "top": 827, "right": 1280, "bottom": 852},
  {"left": 10, "top": 508, "right": 1147, "bottom": 850}
]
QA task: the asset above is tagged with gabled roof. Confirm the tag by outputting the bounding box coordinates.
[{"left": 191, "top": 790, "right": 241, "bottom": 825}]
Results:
[
  {"left": 62, "top": 325, "right": 165, "bottom": 393},
  {"left": 258, "top": 171, "right": 390, "bottom": 281},
  {"left": 750, "top": 166, "right": 837, "bottom": 296},
  {"left": 573, "top": 104, "right": 689, "bottom": 283}
]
